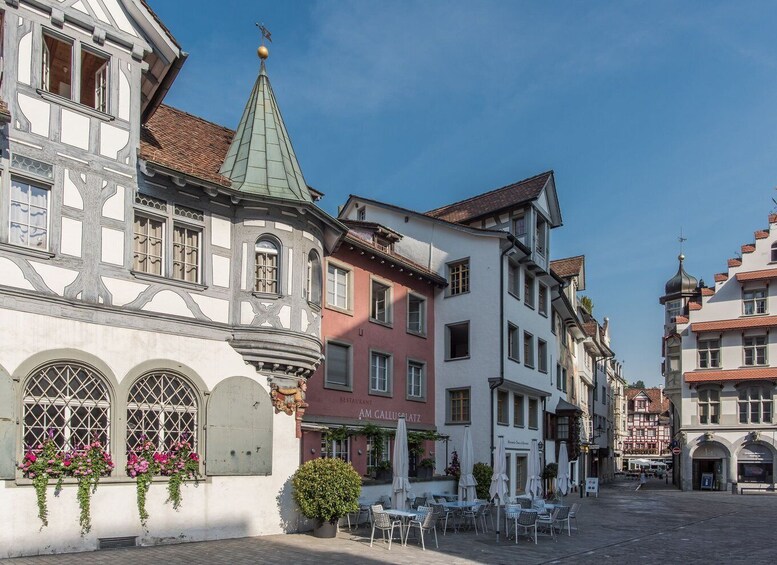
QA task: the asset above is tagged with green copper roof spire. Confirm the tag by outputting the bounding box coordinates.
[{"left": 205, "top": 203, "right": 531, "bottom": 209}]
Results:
[{"left": 219, "top": 46, "right": 312, "bottom": 202}]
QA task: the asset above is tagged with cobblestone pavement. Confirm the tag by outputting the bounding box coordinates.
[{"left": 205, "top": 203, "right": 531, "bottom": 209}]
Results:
[{"left": 4, "top": 476, "right": 776, "bottom": 564}]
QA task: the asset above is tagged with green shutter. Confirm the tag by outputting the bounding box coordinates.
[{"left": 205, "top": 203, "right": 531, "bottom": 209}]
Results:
[{"left": 0, "top": 374, "right": 16, "bottom": 479}]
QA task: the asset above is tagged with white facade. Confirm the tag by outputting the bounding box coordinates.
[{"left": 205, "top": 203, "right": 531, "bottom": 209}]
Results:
[{"left": 663, "top": 214, "right": 777, "bottom": 491}]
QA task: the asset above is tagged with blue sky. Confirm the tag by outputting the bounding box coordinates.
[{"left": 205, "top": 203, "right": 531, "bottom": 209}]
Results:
[{"left": 152, "top": 1, "right": 777, "bottom": 386}]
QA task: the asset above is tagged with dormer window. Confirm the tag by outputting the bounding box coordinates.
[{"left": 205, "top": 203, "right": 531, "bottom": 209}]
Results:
[
  {"left": 743, "top": 289, "right": 767, "bottom": 316},
  {"left": 42, "top": 32, "right": 73, "bottom": 99},
  {"left": 374, "top": 236, "right": 392, "bottom": 252},
  {"left": 535, "top": 217, "right": 547, "bottom": 256},
  {"left": 512, "top": 215, "right": 526, "bottom": 239}
]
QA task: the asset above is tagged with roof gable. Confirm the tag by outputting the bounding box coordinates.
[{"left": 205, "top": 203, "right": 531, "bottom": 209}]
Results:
[{"left": 550, "top": 255, "right": 585, "bottom": 289}]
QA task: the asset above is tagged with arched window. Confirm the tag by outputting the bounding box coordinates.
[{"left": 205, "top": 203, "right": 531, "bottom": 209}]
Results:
[
  {"left": 738, "top": 385, "right": 773, "bottom": 424},
  {"left": 23, "top": 362, "right": 111, "bottom": 451},
  {"left": 126, "top": 371, "right": 198, "bottom": 453},
  {"left": 255, "top": 237, "right": 280, "bottom": 294},
  {"left": 772, "top": 241, "right": 777, "bottom": 262},
  {"left": 306, "top": 250, "right": 322, "bottom": 305}
]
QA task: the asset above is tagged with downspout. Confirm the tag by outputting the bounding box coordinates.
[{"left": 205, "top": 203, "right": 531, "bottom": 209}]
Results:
[{"left": 490, "top": 235, "right": 518, "bottom": 466}]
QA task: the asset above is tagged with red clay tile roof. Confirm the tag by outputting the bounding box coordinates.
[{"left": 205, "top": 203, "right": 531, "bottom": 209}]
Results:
[
  {"left": 626, "top": 388, "right": 669, "bottom": 412},
  {"left": 742, "top": 244, "right": 756, "bottom": 254},
  {"left": 714, "top": 273, "right": 728, "bottom": 282},
  {"left": 674, "top": 315, "right": 689, "bottom": 324},
  {"left": 691, "top": 315, "right": 777, "bottom": 332},
  {"left": 582, "top": 320, "right": 599, "bottom": 338},
  {"left": 701, "top": 288, "right": 715, "bottom": 296},
  {"left": 140, "top": 104, "right": 234, "bottom": 187},
  {"left": 688, "top": 302, "right": 702, "bottom": 311},
  {"left": 685, "top": 367, "right": 777, "bottom": 384},
  {"left": 770, "top": 214, "right": 777, "bottom": 224},
  {"left": 550, "top": 255, "right": 584, "bottom": 279},
  {"left": 728, "top": 258, "right": 742, "bottom": 268},
  {"left": 755, "top": 230, "right": 769, "bottom": 240},
  {"left": 425, "top": 171, "right": 552, "bottom": 223},
  {"left": 736, "top": 268, "right": 777, "bottom": 282}
]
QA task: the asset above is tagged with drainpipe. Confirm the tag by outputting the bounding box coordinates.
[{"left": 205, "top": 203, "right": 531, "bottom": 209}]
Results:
[{"left": 490, "top": 235, "right": 519, "bottom": 467}]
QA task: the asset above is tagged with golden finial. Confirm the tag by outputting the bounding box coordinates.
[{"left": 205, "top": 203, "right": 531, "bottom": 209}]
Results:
[{"left": 256, "top": 22, "right": 272, "bottom": 60}]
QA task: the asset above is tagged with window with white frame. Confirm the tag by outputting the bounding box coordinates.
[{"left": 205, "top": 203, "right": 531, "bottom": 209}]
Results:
[
  {"left": 407, "top": 360, "right": 424, "bottom": 399},
  {"left": 497, "top": 390, "right": 509, "bottom": 425},
  {"left": 698, "top": 339, "right": 720, "bottom": 369},
  {"left": 321, "top": 436, "right": 350, "bottom": 461},
  {"left": 10, "top": 177, "right": 50, "bottom": 250},
  {"left": 133, "top": 215, "right": 164, "bottom": 275},
  {"left": 738, "top": 386, "right": 773, "bottom": 424},
  {"left": 126, "top": 372, "right": 198, "bottom": 453},
  {"left": 370, "top": 280, "right": 391, "bottom": 324},
  {"left": 42, "top": 30, "right": 110, "bottom": 112},
  {"left": 698, "top": 388, "right": 720, "bottom": 424},
  {"left": 255, "top": 237, "right": 280, "bottom": 294},
  {"left": 666, "top": 299, "right": 682, "bottom": 323},
  {"left": 514, "top": 394, "right": 524, "bottom": 427},
  {"left": 512, "top": 215, "right": 526, "bottom": 239},
  {"left": 325, "top": 342, "right": 351, "bottom": 389},
  {"left": 407, "top": 293, "right": 426, "bottom": 335},
  {"left": 448, "top": 259, "right": 470, "bottom": 295},
  {"left": 370, "top": 352, "right": 391, "bottom": 394},
  {"left": 326, "top": 262, "right": 349, "bottom": 309},
  {"left": 744, "top": 335, "right": 767, "bottom": 366},
  {"left": 172, "top": 225, "right": 201, "bottom": 283},
  {"left": 528, "top": 398, "right": 539, "bottom": 429},
  {"left": 305, "top": 250, "right": 322, "bottom": 305},
  {"left": 535, "top": 217, "right": 547, "bottom": 256},
  {"left": 743, "top": 289, "right": 767, "bottom": 316},
  {"left": 524, "top": 331, "right": 534, "bottom": 367},
  {"left": 524, "top": 274, "right": 535, "bottom": 308},
  {"left": 22, "top": 362, "right": 111, "bottom": 452},
  {"left": 508, "top": 323, "right": 519, "bottom": 361},
  {"left": 538, "top": 339, "right": 548, "bottom": 372},
  {"left": 446, "top": 321, "right": 470, "bottom": 360},
  {"left": 539, "top": 284, "right": 548, "bottom": 316},
  {"left": 508, "top": 260, "right": 520, "bottom": 297}
]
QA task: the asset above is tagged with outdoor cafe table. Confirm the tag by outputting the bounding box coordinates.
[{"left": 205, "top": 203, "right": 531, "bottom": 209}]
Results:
[
  {"left": 439, "top": 500, "right": 479, "bottom": 532},
  {"left": 385, "top": 509, "right": 418, "bottom": 545}
]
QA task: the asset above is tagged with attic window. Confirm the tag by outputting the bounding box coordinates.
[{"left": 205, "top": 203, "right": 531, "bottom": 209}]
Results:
[
  {"left": 374, "top": 236, "right": 392, "bottom": 252},
  {"left": 357, "top": 207, "right": 366, "bottom": 221},
  {"left": 42, "top": 32, "right": 73, "bottom": 99}
]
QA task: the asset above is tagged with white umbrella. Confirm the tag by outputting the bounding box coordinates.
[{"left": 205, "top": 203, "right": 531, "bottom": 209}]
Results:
[
  {"left": 392, "top": 417, "right": 411, "bottom": 511},
  {"left": 489, "top": 436, "right": 508, "bottom": 542},
  {"left": 458, "top": 427, "right": 477, "bottom": 502},
  {"left": 525, "top": 439, "right": 543, "bottom": 500},
  {"left": 556, "top": 441, "right": 570, "bottom": 496}
]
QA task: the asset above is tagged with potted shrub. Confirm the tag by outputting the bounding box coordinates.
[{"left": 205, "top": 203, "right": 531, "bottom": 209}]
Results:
[
  {"left": 473, "top": 462, "right": 493, "bottom": 499},
  {"left": 292, "top": 458, "right": 361, "bottom": 538},
  {"left": 375, "top": 460, "right": 393, "bottom": 481},
  {"left": 417, "top": 458, "right": 434, "bottom": 480}
]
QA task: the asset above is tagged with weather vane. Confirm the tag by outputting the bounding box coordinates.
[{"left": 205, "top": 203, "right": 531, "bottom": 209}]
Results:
[
  {"left": 255, "top": 23, "right": 272, "bottom": 60},
  {"left": 678, "top": 228, "right": 687, "bottom": 256}
]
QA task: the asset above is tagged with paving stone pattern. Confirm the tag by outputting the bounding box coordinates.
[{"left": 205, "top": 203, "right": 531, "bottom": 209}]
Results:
[{"left": 3, "top": 476, "right": 776, "bottom": 565}]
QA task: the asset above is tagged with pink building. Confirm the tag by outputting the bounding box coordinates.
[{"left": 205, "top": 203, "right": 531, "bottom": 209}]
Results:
[{"left": 301, "top": 221, "right": 446, "bottom": 477}]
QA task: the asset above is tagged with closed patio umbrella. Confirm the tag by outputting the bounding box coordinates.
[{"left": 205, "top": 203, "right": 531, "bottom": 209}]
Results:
[
  {"left": 556, "top": 441, "right": 570, "bottom": 496},
  {"left": 489, "top": 436, "right": 508, "bottom": 542},
  {"left": 458, "top": 426, "right": 477, "bottom": 502},
  {"left": 525, "top": 439, "right": 543, "bottom": 500},
  {"left": 392, "top": 416, "right": 411, "bottom": 511}
]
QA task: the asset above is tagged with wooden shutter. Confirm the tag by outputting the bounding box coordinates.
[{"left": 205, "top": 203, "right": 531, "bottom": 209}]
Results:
[
  {"left": 206, "top": 376, "right": 273, "bottom": 476},
  {"left": 0, "top": 374, "right": 16, "bottom": 479}
]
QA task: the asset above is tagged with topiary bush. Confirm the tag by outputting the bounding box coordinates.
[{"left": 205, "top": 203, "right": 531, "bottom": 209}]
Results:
[
  {"left": 473, "top": 462, "right": 493, "bottom": 500},
  {"left": 292, "top": 458, "right": 361, "bottom": 525}
]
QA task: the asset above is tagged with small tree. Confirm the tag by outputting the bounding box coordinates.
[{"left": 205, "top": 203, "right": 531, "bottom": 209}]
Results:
[
  {"left": 580, "top": 295, "right": 594, "bottom": 314},
  {"left": 292, "top": 458, "right": 361, "bottom": 525},
  {"left": 629, "top": 380, "right": 646, "bottom": 389},
  {"left": 473, "top": 462, "right": 493, "bottom": 499}
]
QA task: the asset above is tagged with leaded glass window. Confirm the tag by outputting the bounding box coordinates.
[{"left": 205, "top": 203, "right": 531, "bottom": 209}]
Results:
[
  {"left": 172, "top": 225, "right": 201, "bottom": 283},
  {"left": 23, "top": 362, "right": 111, "bottom": 451},
  {"left": 255, "top": 238, "right": 279, "bottom": 294},
  {"left": 126, "top": 372, "right": 198, "bottom": 453},
  {"left": 133, "top": 214, "right": 164, "bottom": 275}
]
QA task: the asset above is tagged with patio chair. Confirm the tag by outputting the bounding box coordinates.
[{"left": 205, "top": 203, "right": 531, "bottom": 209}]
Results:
[
  {"left": 537, "top": 507, "right": 561, "bottom": 541},
  {"left": 430, "top": 502, "right": 456, "bottom": 535},
  {"left": 411, "top": 496, "right": 427, "bottom": 509},
  {"left": 517, "top": 497, "right": 532, "bottom": 509},
  {"left": 345, "top": 503, "right": 371, "bottom": 530},
  {"left": 404, "top": 505, "right": 439, "bottom": 550},
  {"left": 569, "top": 502, "right": 580, "bottom": 532},
  {"left": 369, "top": 504, "right": 384, "bottom": 527},
  {"left": 553, "top": 505, "right": 572, "bottom": 537},
  {"left": 370, "top": 511, "right": 403, "bottom": 550},
  {"left": 515, "top": 509, "right": 538, "bottom": 544}
]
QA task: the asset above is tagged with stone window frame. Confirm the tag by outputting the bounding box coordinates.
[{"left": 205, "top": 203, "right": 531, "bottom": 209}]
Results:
[
  {"left": 406, "top": 292, "right": 427, "bottom": 336},
  {"left": 305, "top": 249, "right": 322, "bottom": 307},
  {"left": 369, "top": 275, "right": 393, "bottom": 327},
  {"left": 447, "top": 258, "right": 470, "bottom": 297},
  {"left": 697, "top": 337, "right": 721, "bottom": 369},
  {"left": 406, "top": 358, "right": 426, "bottom": 402},
  {"left": 446, "top": 387, "right": 471, "bottom": 425},
  {"left": 737, "top": 383, "right": 774, "bottom": 425},
  {"left": 496, "top": 389, "right": 509, "bottom": 426},
  {"left": 324, "top": 258, "right": 353, "bottom": 314},
  {"left": 743, "top": 287, "right": 768, "bottom": 316},
  {"left": 743, "top": 334, "right": 768, "bottom": 367},
  {"left": 323, "top": 340, "right": 353, "bottom": 392},
  {"left": 368, "top": 348, "right": 393, "bottom": 397}
]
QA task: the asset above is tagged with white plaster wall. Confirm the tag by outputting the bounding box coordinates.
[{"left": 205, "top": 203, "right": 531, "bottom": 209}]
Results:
[
  {"left": 60, "top": 109, "right": 90, "bottom": 150},
  {"left": 101, "top": 277, "right": 148, "bottom": 306},
  {"left": 102, "top": 185, "right": 126, "bottom": 221},
  {"left": 190, "top": 294, "right": 229, "bottom": 324},
  {"left": 100, "top": 227, "right": 124, "bottom": 265},
  {"left": 62, "top": 171, "right": 84, "bottom": 210},
  {"left": 0, "top": 257, "right": 35, "bottom": 290},
  {"left": 212, "top": 255, "right": 230, "bottom": 288},
  {"left": 142, "top": 290, "right": 194, "bottom": 318},
  {"left": 29, "top": 263, "right": 79, "bottom": 296},
  {"left": 118, "top": 64, "right": 131, "bottom": 121},
  {"left": 0, "top": 308, "right": 303, "bottom": 558},
  {"left": 17, "top": 29, "right": 33, "bottom": 85},
  {"left": 60, "top": 217, "right": 83, "bottom": 257},
  {"left": 99, "top": 123, "right": 130, "bottom": 160},
  {"left": 17, "top": 94, "right": 50, "bottom": 137},
  {"left": 211, "top": 216, "right": 232, "bottom": 249},
  {"left": 101, "top": 0, "right": 138, "bottom": 35}
]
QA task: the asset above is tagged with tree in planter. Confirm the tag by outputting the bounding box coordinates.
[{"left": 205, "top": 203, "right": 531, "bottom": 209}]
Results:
[
  {"left": 445, "top": 451, "right": 461, "bottom": 481},
  {"left": 542, "top": 463, "right": 559, "bottom": 500},
  {"left": 292, "top": 457, "right": 361, "bottom": 532},
  {"left": 473, "top": 462, "right": 493, "bottom": 500}
]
